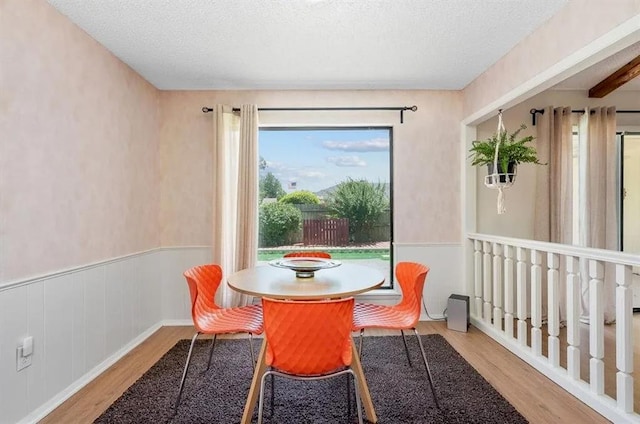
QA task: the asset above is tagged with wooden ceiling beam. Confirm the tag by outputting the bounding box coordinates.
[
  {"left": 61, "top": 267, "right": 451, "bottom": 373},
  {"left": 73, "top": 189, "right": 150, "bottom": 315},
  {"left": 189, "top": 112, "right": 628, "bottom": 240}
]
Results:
[{"left": 588, "top": 54, "right": 640, "bottom": 98}]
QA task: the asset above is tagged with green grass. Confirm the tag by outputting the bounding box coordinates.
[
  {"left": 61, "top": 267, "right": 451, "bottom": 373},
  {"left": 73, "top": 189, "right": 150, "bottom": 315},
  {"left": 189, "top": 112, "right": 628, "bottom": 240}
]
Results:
[{"left": 257, "top": 248, "right": 390, "bottom": 261}]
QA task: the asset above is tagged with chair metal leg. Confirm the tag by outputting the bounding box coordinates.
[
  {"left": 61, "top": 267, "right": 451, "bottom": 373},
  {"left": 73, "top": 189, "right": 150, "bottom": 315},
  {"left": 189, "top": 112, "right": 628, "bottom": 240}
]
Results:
[
  {"left": 358, "top": 329, "right": 365, "bottom": 358},
  {"left": 270, "top": 374, "right": 275, "bottom": 417},
  {"left": 413, "top": 328, "right": 440, "bottom": 409},
  {"left": 205, "top": 334, "right": 217, "bottom": 371},
  {"left": 348, "top": 369, "right": 364, "bottom": 424},
  {"left": 400, "top": 329, "right": 413, "bottom": 367},
  {"left": 257, "top": 370, "right": 273, "bottom": 424},
  {"left": 248, "top": 333, "right": 256, "bottom": 370},
  {"left": 346, "top": 373, "right": 351, "bottom": 415},
  {"left": 260, "top": 368, "right": 361, "bottom": 423},
  {"left": 175, "top": 332, "right": 200, "bottom": 408}
]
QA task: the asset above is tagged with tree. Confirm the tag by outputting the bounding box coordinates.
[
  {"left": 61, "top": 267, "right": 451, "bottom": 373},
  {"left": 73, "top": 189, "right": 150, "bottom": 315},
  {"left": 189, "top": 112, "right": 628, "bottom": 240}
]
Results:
[
  {"left": 326, "top": 178, "right": 389, "bottom": 243},
  {"left": 259, "top": 172, "right": 286, "bottom": 201},
  {"left": 279, "top": 190, "right": 320, "bottom": 205}
]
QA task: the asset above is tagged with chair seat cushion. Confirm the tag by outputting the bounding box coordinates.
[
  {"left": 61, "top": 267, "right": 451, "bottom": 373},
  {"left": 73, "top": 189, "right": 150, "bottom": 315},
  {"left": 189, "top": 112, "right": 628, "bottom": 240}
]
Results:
[
  {"left": 195, "top": 304, "right": 263, "bottom": 334},
  {"left": 352, "top": 302, "right": 416, "bottom": 330}
]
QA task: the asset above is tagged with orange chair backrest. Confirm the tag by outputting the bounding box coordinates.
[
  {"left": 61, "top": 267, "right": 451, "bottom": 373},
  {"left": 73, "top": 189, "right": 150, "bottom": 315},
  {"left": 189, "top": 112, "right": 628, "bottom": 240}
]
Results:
[
  {"left": 395, "top": 262, "right": 430, "bottom": 327},
  {"left": 262, "top": 297, "right": 354, "bottom": 375},
  {"left": 183, "top": 264, "right": 223, "bottom": 331},
  {"left": 283, "top": 251, "right": 332, "bottom": 259}
]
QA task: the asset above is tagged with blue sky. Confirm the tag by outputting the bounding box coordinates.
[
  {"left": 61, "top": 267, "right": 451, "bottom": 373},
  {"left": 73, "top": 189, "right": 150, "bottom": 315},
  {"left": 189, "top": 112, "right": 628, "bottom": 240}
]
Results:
[{"left": 259, "top": 128, "right": 391, "bottom": 194}]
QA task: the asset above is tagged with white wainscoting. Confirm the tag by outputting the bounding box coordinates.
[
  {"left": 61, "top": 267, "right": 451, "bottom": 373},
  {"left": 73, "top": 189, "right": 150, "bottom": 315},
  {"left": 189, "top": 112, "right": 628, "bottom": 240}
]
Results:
[
  {"left": 0, "top": 247, "right": 209, "bottom": 424},
  {"left": 0, "top": 244, "right": 461, "bottom": 424},
  {"left": 158, "top": 247, "right": 211, "bottom": 324},
  {"left": 394, "top": 243, "right": 464, "bottom": 320}
]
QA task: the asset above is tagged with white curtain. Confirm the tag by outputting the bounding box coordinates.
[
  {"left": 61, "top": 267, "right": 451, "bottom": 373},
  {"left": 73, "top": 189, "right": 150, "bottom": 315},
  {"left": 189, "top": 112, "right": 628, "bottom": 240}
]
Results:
[
  {"left": 533, "top": 106, "right": 573, "bottom": 322},
  {"left": 579, "top": 107, "right": 617, "bottom": 324},
  {"left": 211, "top": 105, "right": 259, "bottom": 307}
]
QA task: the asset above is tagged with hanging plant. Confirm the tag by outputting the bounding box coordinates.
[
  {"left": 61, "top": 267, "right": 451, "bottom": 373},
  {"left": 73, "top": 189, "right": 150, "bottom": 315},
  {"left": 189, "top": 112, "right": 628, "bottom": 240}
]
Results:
[
  {"left": 469, "top": 123, "right": 542, "bottom": 176},
  {"left": 468, "top": 111, "right": 545, "bottom": 214}
]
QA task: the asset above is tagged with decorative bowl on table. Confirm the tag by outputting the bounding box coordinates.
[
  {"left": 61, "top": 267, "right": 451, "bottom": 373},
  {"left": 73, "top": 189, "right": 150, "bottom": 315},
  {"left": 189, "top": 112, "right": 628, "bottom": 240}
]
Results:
[{"left": 268, "top": 257, "right": 341, "bottom": 278}]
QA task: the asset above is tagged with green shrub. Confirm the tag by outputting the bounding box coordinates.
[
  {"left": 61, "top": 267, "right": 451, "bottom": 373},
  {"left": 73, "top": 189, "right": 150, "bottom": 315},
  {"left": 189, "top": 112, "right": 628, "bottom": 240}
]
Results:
[
  {"left": 326, "top": 178, "right": 388, "bottom": 243},
  {"left": 279, "top": 190, "right": 320, "bottom": 205},
  {"left": 259, "top": 202, "right": 302, "bottom": 247}
]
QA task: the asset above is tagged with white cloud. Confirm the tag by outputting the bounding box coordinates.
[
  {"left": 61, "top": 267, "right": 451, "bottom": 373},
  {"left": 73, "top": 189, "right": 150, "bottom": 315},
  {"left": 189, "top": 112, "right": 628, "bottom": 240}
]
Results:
[
  {"left": 262, "top": 167, "right": 328, "bottom": 190},
  {"left": 326, "top": 156, "right": 367, "bottom": 167},
  {"left": 298, "top": 170, "right": 326, "bottom": 178},
  {"left": 262, "top": 164, "right": 327, "bottom": 180},
  {"left": 322, "top": 138, "right": 389, "bottom": 152},
  {"left": 264, "top": 160, "right": 287, "bottom": 170}
]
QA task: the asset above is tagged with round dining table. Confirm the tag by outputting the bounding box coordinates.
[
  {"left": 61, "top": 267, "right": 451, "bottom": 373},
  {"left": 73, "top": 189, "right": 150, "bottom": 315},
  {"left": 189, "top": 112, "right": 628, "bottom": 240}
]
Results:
[
  {"left": 228, "top": 261, "right": 384, "bottom": 424},
  {"left": 227, "top": 262, "right": 385, "bottom": 300}
]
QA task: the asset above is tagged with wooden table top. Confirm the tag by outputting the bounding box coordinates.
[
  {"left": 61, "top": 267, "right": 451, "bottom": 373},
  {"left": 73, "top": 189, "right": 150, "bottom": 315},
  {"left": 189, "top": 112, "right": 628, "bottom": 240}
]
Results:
[{"left": 227, "top": 262, "right": 385, "bottom": 300}]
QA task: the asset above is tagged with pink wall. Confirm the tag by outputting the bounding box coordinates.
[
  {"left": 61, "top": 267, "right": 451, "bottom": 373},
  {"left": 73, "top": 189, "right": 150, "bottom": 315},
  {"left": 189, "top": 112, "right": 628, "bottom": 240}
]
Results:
[
  {"left": 463, "top": 0, "right": 640, "bottom": 118},
  {"left": 1, "top": 1, "right": 462, "bottom": 282},
  {"left": 17, "top": 0, "right": 614, "bottom": 278},
  {"left": 159, "top": 90, "right": 463, "bottom": 246},
  {"left": 0, "top": 0, "right": 161, "bottom": 282}
]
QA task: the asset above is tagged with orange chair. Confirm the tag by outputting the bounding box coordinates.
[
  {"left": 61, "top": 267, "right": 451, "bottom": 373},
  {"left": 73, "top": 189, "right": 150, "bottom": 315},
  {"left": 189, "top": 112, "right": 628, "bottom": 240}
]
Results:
[
  {"left": 352, "top": 261, "right": 439, "bottom": 408},
  {"left": 257, "top": 297, "right": 363, "bottom": 424},
  {"left": 175, "top": 264, "right": 263, "bottom": 408},
  {"left": 283, "top": 251, "right": 332, "bottom": 258}
]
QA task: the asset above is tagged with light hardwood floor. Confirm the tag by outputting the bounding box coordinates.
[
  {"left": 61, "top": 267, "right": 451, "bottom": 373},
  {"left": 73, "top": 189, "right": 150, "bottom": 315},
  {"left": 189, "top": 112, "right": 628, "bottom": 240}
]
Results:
[{"left": 40, "top": 322, "right": 610, "bottom": 424}]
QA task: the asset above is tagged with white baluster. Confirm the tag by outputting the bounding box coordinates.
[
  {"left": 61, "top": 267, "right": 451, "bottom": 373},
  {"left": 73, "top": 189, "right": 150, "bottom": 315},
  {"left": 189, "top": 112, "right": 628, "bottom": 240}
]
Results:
[
  {"left": 616, "top": 264, "right": 634, "bottom": 412},
  {"left": 493, "top": 243, "right": 503, "bottom": 331},
  {"left": 516, "top": 247, "right": 528, "bottom": 347},
  {"left": 547, "top": 252, "right": 560, "bottom": 367},
  {"left": 531, "top": 250, "right": 542, "bottom": 357},
  {"left": 483, "top": 241, "right": 492, "bottom": 323},
  {"left": 474, "top": 240, "right": 483, "bottom": 317},
  {"left": 589, "top": 260, "right": 604, "bottom": 395},
  {"left": 566, "top": 256, "right": 581, "bottom": 380},
  {"left": 504, "top": 245, "right": 514, "bottom": 338}
]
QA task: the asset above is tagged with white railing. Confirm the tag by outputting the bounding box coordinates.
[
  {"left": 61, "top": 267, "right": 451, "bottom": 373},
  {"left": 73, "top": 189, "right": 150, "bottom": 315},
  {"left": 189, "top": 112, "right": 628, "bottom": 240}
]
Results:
[{"left": 467, "top": 233, "right": 640, "bottom": 423}]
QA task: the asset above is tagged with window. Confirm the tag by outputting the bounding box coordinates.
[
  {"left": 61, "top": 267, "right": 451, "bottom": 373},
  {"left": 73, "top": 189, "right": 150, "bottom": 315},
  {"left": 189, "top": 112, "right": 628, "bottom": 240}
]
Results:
[{"left": 258, "top": 127, "right": 393, "bottom": 288}]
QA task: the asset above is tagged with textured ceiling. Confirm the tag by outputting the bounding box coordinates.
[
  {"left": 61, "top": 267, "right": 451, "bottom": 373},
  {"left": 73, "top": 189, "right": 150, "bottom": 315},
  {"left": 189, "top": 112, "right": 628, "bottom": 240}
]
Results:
[{"left": 47, "top": 0, "right": 568, "bottom": 90}]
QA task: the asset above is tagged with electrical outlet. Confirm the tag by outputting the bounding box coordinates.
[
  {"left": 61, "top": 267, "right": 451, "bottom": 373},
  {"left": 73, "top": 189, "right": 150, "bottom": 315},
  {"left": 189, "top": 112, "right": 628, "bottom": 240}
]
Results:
[{"left": 16, "top": 347, "right": 32, "bottom": 371}]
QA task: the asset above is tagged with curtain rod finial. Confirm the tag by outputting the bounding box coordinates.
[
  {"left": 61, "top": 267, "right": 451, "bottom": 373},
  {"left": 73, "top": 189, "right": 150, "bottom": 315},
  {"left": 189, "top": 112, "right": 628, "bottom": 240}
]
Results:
[{"left": 529, "top": 108, "right": 545, "bottom": 126}]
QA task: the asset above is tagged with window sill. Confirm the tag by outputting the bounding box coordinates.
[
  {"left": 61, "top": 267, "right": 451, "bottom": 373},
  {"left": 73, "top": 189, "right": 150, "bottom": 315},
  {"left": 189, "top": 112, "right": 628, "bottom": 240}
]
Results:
[{"left": 355, "top": 287, "right": 401, "bottom": 303}]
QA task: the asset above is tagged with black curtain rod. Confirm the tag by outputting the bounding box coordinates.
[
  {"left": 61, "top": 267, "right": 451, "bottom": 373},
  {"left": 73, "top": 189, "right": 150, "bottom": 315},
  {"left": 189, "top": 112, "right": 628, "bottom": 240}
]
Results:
[
  {"left": 529, "top": 108, "right": 640, "bottom": 126},
  {"left": 201, "top": 105, "right": 418, "bottom": 123}
]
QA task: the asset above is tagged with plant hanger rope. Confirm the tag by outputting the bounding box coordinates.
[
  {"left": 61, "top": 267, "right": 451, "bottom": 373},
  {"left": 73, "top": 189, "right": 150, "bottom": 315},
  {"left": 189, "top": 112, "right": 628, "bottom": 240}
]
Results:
[
  {"left": 492, "top": 110, "right": 505, "bottom": 179},
  {"left": 487, "top": 109, "right": 514, "bottom": 215},
  {"left": 471, "top": 110, "right": 540, "bottom": 216}
]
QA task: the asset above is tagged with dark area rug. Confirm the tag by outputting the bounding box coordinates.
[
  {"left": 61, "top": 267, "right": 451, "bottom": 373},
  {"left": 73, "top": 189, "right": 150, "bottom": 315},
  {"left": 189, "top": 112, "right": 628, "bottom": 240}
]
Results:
[{"left": 95, "top": 334, "right": 528, "bottom": 423}]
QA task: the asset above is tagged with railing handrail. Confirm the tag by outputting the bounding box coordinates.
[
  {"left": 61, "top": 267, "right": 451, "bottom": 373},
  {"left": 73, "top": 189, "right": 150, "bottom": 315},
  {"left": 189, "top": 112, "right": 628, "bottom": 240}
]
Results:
[{"left": 468, "top": 232, "right": 640, "bottom": 267}]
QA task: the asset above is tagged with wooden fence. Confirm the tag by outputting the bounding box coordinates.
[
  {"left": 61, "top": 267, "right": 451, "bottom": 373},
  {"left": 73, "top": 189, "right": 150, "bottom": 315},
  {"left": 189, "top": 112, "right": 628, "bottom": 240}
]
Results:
[
  {"left": 303, "top": 218, "right": 349, "bottom": 246},
  {"left": 295, "top": 205, "right": 390, "bottom": 243}
]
